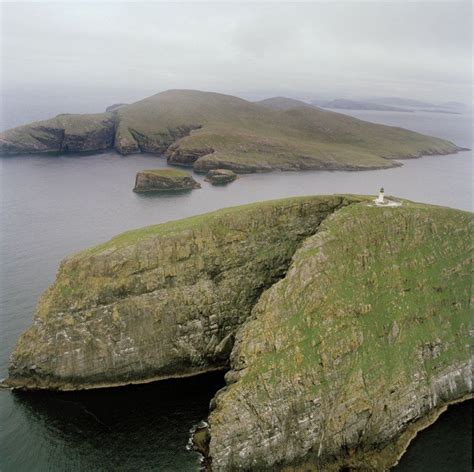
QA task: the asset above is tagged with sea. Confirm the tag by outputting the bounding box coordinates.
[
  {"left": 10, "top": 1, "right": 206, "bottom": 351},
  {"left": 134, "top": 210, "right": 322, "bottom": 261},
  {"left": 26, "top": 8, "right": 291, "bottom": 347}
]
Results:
[{"left": 0, "top": 102, "right": 472, "bottom": 471}]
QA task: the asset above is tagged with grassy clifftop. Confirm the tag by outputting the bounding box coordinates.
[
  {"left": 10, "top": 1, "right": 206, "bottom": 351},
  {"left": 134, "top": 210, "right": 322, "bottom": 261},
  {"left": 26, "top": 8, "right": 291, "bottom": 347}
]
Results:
[
  {"left": 7, "top": 195, "right": 361, "bottom": 390},
  {"left": 0, "top": 90, "right": 462, "bottom": 173}
]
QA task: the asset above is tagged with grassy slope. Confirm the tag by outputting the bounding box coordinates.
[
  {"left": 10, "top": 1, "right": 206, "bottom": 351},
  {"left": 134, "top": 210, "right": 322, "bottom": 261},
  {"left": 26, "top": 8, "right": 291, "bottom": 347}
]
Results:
[
  {"left": 75, "top": 195, "right": 361, "bottom": 257},
  {"left": 117, "top": 90, "right": 459, "bottom": 170},
  {"left": 208, "top": 201, "right": 472, "bottom": 469},
  {"left": 138, "top": 168, "right": 190, "bottom": 177},
  {"left": 238, "top": 202, "right": 472, "bottom": 383},
  {"left": 1, "top": 90, "right": 460, "bottom": 169}
]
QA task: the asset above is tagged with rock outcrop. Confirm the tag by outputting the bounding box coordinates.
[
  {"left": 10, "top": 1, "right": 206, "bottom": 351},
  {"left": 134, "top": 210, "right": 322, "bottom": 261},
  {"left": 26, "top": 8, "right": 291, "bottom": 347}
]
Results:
[
  {"left": 207, "top": 202, "right": 472, "bottom": 471},
  {"left": 0, "top": 113, "right": 115, "bottom": 155},
  {"left": 205, "top": 169, "right": 237, "bottom": 185},
  {"left": 0, "top": 90, "right": 465, "bottom": 173},
  {"left": 6, "top": 196, "right": 472, "bottom": 470},
  {"left": 133, "top": 169, "right": 201, "bottom": 192},
  {"left": 7, "top": 196, "right": 360, "bottom": 390}
]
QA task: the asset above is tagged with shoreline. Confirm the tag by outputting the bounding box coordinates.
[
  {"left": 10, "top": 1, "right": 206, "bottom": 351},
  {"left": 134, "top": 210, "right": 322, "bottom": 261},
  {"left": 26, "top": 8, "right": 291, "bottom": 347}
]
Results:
[{"left": 389, "top": 393, "right": 473, "bottom": 469}]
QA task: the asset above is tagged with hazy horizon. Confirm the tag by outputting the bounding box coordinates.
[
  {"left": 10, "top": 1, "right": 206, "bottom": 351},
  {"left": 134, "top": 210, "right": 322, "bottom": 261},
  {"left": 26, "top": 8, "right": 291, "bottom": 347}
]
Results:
[{"left": 1, "top": 1, "right": 472, "bottom": 109}]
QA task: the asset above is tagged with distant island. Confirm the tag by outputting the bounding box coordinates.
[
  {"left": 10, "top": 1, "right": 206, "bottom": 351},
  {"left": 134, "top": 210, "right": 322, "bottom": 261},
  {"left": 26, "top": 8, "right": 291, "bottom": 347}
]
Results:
[
  {"left": 0, "top": 89, "right": 464, "bottom": 173},
  {"left": 320, "top": 98, "right": 413, "bottom": 112},
  {"left": 307, "top": 96, "right": 466, "bottom": 114}
]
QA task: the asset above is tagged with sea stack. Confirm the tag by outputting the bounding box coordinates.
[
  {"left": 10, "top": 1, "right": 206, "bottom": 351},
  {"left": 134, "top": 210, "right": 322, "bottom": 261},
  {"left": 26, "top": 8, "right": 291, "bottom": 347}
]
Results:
[{"left": 133, "top": 169, "right": 201, "bottom": 192}]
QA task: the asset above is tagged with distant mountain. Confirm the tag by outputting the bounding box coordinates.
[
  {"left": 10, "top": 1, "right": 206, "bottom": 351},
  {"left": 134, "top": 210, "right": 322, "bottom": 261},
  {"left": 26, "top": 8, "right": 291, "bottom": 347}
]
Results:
[
  {"left": 0, "top": 89, "right": 462, "bottom": 172},
  {"left": 366, "top": 97, "right": 469, "bottom": 112},
  {"left": 366, "top": 97, "right": 438, "bottom": 108},
  {"left": 256, "top": 97, "right": 314, "bottom": 110},
  {"left": 321, "top": 99, "right": 412, "bottom": 112}
]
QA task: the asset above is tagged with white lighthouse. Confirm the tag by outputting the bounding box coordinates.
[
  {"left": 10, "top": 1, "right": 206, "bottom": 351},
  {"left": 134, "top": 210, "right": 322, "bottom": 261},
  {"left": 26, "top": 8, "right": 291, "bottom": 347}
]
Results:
[
  {"left": 375, "top": 187, "right": 385, "bottom": 204},
  {"left": 372, "top": 187, "right": 402, "bottom": 207}
]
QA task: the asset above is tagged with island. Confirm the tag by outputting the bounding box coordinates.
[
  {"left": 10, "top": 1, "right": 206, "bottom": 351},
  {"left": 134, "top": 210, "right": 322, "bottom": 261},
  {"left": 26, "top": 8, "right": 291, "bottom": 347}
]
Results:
[
  {"left": 5, "top": 195, "right": 472, "bottom": 471},
  {"left": 133, "top": 168, "right": 201, "bottom": 193},
  {"left": 204, "top": 169, "right": 237, "bottom": 185},
  {"left": 0, "top": 90, "right": 465, "bottom": 174}
]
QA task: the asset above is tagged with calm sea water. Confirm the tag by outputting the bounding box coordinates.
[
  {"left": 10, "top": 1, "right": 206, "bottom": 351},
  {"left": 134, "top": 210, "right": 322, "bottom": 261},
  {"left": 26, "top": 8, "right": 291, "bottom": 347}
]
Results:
[{"left": 0, "top": 107, "right": 472, "bottom": 471}]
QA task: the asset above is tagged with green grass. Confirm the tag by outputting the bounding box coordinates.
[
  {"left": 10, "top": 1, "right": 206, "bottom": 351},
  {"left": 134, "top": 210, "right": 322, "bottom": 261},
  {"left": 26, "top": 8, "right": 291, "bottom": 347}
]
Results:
[
  {"left": 75, "top": 195, "right": 360, "bottom": 258},
  {"left": 139, "top": 168, "right": 190, "bottom": 177},
  {"left": 235, "top": 202, "right": 472, "bottom": 389},
  {"left": 116, "top": 90, "right": 460, "bottom": 170},
  {"left": 2, "top": 90, "right": 461, "bottom": 168}
]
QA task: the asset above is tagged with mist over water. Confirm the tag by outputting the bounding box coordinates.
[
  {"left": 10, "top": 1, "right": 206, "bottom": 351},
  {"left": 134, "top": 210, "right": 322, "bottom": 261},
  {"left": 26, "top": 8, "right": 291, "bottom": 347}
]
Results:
[{"left": 0, "top": 106, "right": 472, "bottom": 471}]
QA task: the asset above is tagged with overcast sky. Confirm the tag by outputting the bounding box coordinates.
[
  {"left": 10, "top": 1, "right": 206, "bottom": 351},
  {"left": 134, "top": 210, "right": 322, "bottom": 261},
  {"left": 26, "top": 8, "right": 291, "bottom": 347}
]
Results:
[{"left": 0, "top": 1, "right": 472, "bottom": 106}]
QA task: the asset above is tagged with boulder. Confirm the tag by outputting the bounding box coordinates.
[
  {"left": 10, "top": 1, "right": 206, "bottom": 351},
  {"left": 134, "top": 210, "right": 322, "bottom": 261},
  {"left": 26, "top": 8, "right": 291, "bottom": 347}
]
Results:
[{"left": 205, "top": 169, "right": 237, "bottom": 185}]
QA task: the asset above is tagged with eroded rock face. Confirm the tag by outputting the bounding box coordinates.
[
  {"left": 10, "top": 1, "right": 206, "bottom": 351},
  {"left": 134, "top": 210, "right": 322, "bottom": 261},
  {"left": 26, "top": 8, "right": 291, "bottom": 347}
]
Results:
[
  {"left": 7, "top": 196, "right": 358, "bottom": 390},
  {"left": 207, "top": 203, "right": 473, "bottom": 471},
  {"left": 133, "top": 169, "right": 201, "bottom": 192},
  {"left": 205, "top": 169, "right": 237, "bottom": 185},
  {"left": 0, "top": 113, "right": 115, "bottom": 155}
]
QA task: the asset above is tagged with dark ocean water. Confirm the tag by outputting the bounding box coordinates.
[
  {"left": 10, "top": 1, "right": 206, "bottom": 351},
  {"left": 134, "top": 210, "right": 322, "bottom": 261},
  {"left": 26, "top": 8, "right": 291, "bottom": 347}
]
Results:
[{"left": 0, "top": 104, "right": 472, "bottom": 471}]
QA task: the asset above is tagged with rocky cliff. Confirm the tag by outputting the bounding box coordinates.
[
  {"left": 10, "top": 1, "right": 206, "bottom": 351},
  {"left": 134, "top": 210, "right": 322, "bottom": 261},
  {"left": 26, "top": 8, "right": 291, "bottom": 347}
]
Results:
[
  {"left": 0, "top": 90, "right": 464, "bottom": 173},
  {"left": 7, "top": 196, "right": 360, "bottom": 390},
  {"left": 208, "top": 202, "right": 472, "bottom": 471},
  {"left": 0, "top": 113, "right": 115, "bottom": 154},
  {"left": 6, "top": 196, "right": 472, "bottom": 470},
  {"left": 133, "top": 169, "right": 201, "bottom": 192}
]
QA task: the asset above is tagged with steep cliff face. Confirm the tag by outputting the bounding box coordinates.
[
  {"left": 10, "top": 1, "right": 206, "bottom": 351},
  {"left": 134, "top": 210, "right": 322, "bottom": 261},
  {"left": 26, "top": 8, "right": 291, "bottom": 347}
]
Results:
[
  {"left": 0, "top": 113, "right": 115, "bottom": 154},
  {"left": 7, "top": 196, "right": 360, "bottom": 390},
  {"left": 208, "top": 203, "right": 472, "bottom": 471}
]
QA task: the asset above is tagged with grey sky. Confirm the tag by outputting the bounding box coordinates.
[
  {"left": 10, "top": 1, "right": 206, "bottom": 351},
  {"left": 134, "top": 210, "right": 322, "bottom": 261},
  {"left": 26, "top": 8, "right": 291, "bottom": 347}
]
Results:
[{"left": 0, "top": 1, "right": 472, "bottom": 104}]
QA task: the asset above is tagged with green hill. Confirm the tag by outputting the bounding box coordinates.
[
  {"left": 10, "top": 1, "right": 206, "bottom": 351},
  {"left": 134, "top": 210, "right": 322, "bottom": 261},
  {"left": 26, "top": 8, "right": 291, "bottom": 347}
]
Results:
[{"left": 0, "top": 89, "right": 463, "bottom": 173}]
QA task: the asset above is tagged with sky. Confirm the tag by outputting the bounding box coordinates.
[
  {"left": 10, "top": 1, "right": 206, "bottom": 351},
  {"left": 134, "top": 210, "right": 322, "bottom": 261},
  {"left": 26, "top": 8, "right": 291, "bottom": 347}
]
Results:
[{"left": 0, "top": 1, "right": 472, "bottom": 111}]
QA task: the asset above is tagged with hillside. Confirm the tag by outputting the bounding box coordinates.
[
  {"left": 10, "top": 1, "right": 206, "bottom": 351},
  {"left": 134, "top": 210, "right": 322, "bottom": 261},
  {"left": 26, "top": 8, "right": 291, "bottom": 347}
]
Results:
[
  {"left": 255, "top": 96, "right": 314, "bottom": 110},
  {"left": 6, "top": 196, "right": 472, "bottom": 471},
  {"left": 0, "top": 90, "right": 463, "bottom": 173},
  {"left": 208, "top": 200, "right": 472, "bottom": 471}
]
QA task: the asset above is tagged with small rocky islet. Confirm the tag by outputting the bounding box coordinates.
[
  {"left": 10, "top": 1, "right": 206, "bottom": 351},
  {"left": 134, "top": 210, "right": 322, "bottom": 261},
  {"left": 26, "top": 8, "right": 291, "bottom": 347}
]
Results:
[
  {"left": 133, "top": 169, "right": 201, "bottom": 193},
  {"left": 205, "top": 169, "right": 237, "bottom": 185},
  {"left": 0, "top": 89, "right": 465, "bottom": 174},
  {"left": 5, "top": 195, "right": 472, "bottom": 471}
]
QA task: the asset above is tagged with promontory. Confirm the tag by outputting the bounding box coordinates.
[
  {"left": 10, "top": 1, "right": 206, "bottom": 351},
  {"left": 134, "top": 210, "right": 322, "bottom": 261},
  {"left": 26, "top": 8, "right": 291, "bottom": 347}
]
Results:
[
  {"left": 6, "top": 195, "right": 472, "bottom": 471},
  {"left": 0, "top": 90, "right": 464, "bottom": 173}
]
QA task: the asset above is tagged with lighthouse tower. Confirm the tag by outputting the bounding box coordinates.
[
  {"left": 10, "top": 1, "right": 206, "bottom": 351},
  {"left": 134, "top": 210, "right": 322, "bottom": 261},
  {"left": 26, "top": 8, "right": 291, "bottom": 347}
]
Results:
[{"left": 375, "top": 187, "right": 385, "bottom": 204}]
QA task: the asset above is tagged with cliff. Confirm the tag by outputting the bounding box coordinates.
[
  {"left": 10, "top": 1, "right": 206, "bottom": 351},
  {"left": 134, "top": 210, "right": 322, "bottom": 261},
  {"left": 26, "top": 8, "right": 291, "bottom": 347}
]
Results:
[
  {"left": 133, "top": 169, "right": 201, "bottom": 192},
  {"left": 0, "top": 90, "right": 463, "bottom": 173},
  {"left": 0, "top": 113, "right": 115, "bottom": 154},
  {"left": 208, "top": 202, "right": 472, "bottom": 471},
  {"left": 7, "top": 196, "right": 360, "bottom": 390},
  {"left": 6, "top": 197, "right": 472, "bottom": 470}
]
